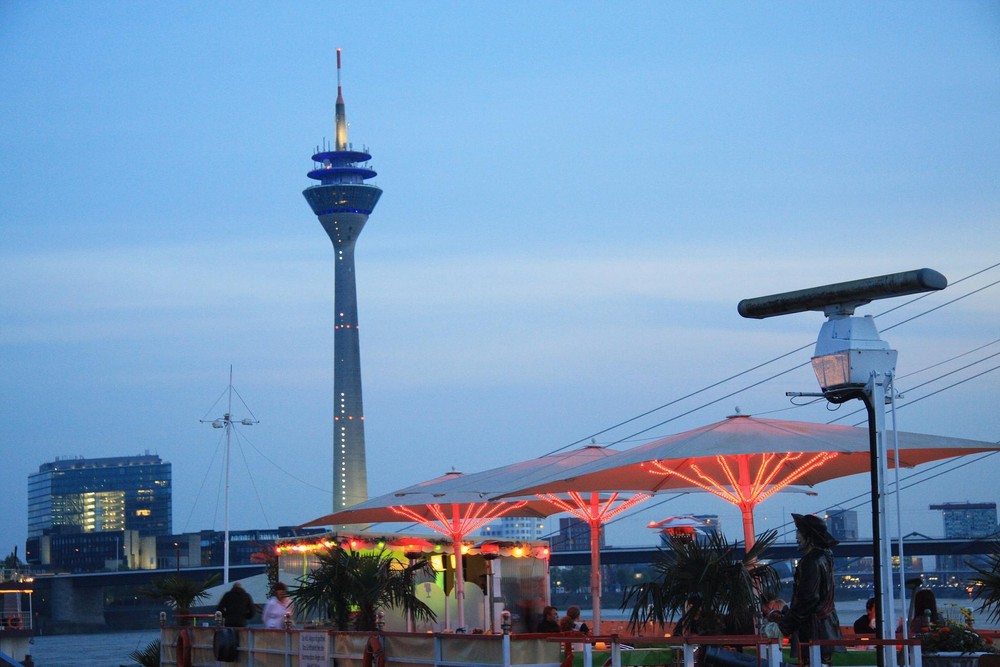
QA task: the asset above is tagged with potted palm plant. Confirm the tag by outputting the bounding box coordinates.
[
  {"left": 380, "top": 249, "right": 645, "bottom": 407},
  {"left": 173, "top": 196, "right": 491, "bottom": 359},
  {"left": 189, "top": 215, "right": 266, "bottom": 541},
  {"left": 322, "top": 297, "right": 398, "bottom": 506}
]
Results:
[
  {"left": 969, "top": 543, "right": 1000, "bottom": 627},
  {"left": 621, "top": 529, "right": 780, "bottom": 636},
  {"left": 141, "top": 573, "right": 221, "bottom": 625},
  {"left": 292, "top": 547, "right": 437, "bottom": 631}
]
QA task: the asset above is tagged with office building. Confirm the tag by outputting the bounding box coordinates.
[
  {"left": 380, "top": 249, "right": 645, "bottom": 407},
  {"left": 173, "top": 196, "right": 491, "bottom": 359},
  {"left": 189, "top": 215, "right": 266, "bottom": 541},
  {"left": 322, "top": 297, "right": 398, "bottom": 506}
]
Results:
[
  {"left": 825, "top": 508, "right": 859, "bottom": 541},
  {"left": 28, "top": 454, "right": 171, "bottom": 539},
  {"left": 26, "top": 454, "right": 171, "bottom": 570},
  {"left": 551, "top": 517, "right": 605, "bottom": 552},
  {"left": 481, "top": 516, "right": 547, "bottom": 541},
  {"left": 931, "top": 501, "right": 998, "bottom": 575}
]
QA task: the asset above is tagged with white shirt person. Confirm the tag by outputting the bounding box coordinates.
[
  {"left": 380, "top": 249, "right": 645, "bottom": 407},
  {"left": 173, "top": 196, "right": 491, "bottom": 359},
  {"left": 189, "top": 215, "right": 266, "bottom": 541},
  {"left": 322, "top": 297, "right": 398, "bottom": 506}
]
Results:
[{"left": 261, "top": 582, "right": 294, "bottom": 629}]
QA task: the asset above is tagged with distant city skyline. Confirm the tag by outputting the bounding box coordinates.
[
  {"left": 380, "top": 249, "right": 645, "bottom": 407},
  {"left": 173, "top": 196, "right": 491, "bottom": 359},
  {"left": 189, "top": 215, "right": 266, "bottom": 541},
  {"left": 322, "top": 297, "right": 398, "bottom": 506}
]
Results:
[{"left": 2, "top": 3, "right": 997, "bottom": 553}]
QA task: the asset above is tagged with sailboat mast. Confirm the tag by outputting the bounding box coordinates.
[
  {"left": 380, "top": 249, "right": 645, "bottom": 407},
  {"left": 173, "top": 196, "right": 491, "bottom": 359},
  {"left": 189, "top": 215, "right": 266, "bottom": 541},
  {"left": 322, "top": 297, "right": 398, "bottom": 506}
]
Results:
[{"left": 224, "top": 364, "right": 233, "bottom": 585}]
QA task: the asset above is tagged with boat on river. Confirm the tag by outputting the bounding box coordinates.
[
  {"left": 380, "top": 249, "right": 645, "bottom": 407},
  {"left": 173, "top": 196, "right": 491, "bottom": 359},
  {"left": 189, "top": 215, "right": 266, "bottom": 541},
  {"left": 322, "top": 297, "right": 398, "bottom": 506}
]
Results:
[{"left": 0, "top": 568, "right": 36, "bottom": 666}]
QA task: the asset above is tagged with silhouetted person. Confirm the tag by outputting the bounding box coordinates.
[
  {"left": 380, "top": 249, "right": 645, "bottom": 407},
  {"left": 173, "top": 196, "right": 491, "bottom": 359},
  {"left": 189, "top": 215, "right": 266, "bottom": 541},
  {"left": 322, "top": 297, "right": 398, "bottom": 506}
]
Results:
[
  {"left": 217, "top": 582, "right": 255, "bottom": 628},
  {"left": 776, "top": 514, "right": 842, "bottom": 665}
]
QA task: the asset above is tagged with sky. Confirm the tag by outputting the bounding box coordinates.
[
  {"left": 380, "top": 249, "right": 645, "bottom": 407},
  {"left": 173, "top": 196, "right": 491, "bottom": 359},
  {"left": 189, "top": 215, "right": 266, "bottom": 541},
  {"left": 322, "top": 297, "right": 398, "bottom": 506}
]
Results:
[{"left": 1, "top": 2, "right": 999, "bottom": 557}]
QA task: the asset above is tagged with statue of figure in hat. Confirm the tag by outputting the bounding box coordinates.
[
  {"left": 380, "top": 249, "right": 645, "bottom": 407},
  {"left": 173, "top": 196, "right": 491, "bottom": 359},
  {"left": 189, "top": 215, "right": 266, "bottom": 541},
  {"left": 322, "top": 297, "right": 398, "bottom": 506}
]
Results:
[{"left": 775, "top": 513, "right": 843, "bottom": 665}]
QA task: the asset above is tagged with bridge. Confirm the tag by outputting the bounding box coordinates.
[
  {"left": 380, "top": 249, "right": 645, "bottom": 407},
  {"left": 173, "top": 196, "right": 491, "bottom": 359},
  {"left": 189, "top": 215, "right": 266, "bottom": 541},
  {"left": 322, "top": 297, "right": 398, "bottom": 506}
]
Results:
[
  {"left": 33, "top": 537, "right": 993, "bottom": 631},
  {"left": 548, "top": 536, "right": 997, "bottom": 566},
  {"left": 33, "top": 564, "right": 265, "bottom": 633}
]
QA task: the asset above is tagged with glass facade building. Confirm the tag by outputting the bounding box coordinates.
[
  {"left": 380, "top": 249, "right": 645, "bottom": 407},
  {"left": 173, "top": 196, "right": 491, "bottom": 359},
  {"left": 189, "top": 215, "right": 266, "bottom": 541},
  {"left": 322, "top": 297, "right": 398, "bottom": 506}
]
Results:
[
  {"left": 481, "top": 516, "right": 548, "bottom": 541},
  {"left": 28, "top": 454, "right": 172, "bottom": 539}
]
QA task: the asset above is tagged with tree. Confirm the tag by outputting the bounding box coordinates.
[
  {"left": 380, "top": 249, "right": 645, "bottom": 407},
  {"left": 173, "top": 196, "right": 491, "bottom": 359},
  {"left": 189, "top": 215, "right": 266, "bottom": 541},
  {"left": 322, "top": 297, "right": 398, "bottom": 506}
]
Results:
[
  {"left": 141, "top": 573, "right": 221, "bottom": 625},
  {"left": 969, "top": 543, "right": 1000, "bottom": 625},
  {"left": 291, "top": 547, "right": 437, "bottom": 631},
  {"left": 2, "top": 548, "right": 23, "bottom": 571},
  {"left": 621, "top": 529, "right": 780, "bottom": 635}
]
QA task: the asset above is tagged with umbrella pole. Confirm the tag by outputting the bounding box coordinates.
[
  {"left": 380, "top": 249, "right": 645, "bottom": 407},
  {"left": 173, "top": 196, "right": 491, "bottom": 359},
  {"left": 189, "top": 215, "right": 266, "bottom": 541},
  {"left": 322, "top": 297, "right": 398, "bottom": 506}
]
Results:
[
  {"left": 738, "top": 457, "right": 756, "bottom": 552},
  {"left": 451, "top": 505, "right": 467, "bottom": 630},
  {"left": 741, "top": 507, "right": 755, "bottom": 552},
  {"left": 589, "top": 493, "right": 602, "bottom": 634}
]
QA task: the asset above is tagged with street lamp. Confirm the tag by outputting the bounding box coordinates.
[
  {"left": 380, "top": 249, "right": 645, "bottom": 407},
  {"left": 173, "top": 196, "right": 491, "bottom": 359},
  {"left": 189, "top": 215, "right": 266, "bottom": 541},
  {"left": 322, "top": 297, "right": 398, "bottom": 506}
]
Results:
[
  {"left": 739, "top": 268, "right": 947, "bottom": 667},
  {"left": 201, "top": 366, "right": 258, "bottom": 585}
]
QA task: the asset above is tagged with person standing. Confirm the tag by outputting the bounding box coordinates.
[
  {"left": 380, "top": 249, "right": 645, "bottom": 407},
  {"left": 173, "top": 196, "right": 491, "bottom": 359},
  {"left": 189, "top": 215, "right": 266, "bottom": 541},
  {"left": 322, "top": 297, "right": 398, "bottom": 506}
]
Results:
[
  {"left": 217, "top": 582, "right": 255, "bottom": 628},
  {"left": 776, "top": 513, "right": 842, "bottom": 665},
  {"left": 262, "top": 582, "right": 294, "bottom": 629}
]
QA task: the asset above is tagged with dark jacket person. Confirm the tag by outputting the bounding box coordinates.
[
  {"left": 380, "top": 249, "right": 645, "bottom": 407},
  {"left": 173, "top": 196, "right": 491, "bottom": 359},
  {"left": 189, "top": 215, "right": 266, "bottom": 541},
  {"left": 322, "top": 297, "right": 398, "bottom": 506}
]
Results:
[
  {"left": 217, "top": 582, "right": 255, "bottom": 627},
  {"left": 777, "top": 513, "right": 842, "bottom": 665}
]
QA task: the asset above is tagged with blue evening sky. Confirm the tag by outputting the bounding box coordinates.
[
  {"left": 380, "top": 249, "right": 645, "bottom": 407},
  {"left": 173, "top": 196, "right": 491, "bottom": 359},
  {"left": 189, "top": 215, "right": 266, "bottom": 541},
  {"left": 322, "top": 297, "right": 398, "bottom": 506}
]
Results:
[{"left": 1, "top": 2, "right": 998, "bottom": 554}]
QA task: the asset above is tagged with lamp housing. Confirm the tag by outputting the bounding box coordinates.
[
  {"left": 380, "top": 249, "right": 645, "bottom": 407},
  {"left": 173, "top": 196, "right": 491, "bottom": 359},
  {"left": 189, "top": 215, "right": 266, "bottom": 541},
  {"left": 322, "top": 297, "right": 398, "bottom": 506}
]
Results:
[{"left": 811, "top": 314, "right": 896, "bottom": 400}]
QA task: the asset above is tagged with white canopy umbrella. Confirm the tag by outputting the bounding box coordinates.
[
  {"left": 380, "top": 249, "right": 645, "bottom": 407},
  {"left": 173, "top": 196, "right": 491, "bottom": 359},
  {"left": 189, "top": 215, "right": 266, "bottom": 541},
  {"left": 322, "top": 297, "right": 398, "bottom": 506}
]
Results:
[
  {"left": 303, "top": 446, "right": 654, "bottom": 633},
  {"left": 496, "top": 415, "right": 1000, "bottom": 549},
  {"left": 300, "top": 472, "right": 560, "bottom": 631},
  {"left": 392, "top": 446, "right": 656, "bottom": 633}
]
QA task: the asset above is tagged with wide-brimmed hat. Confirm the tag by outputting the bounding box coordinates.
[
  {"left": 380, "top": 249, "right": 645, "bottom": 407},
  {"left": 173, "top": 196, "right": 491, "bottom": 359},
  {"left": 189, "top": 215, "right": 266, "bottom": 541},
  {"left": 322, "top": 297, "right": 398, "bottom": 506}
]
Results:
[{"left": 792, "top": 513, "right": 838, "bottom": 548}]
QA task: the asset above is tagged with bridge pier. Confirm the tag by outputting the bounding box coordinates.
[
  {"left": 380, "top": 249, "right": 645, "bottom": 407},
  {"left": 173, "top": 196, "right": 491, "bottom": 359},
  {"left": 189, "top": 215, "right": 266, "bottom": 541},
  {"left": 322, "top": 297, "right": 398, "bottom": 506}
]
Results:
[{"left": 50, "top": 579, "right": 108, "bottom": 633}]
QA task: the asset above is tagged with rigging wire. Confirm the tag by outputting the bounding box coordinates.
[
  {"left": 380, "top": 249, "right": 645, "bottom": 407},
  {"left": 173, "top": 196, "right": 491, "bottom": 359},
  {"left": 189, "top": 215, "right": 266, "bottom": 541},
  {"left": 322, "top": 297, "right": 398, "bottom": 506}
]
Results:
[
  {"left": 240, "top": 432, "right": 332, "bottom": 493},
  {"left": 543, "top": 265, "right": 998, "bottom": 457},
  {"left": 182, "top": 426, "right": 225, "bottom": 533},
  {"left": 217, "top": 263, "right": 998, "bottom": 537},
  {"left": 896, "top": 339, "right": 1000, "bottom": 380},
  {"left": 233, "top": 427, "right": 271, "bottom": 528},
  {"left": 753, "top": 340, "right": 1000, "bottom": 420},
  {"left": 827, "top": 362, "right": 1000, "bottom": 426}
]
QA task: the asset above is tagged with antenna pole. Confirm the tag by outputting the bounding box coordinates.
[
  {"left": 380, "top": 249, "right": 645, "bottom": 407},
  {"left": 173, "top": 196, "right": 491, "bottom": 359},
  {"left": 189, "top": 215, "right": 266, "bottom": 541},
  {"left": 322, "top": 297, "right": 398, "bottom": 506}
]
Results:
[
  {"left": 334, "top": 48, "right": 347, "bottom": 150},
  {"left": 224, "top": 365, "right": 232, "bottom": 584}
]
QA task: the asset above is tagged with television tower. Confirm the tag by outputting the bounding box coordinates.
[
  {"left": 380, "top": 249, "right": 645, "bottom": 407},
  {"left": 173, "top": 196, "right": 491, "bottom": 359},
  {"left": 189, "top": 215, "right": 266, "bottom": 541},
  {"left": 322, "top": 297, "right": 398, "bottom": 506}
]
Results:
[{"left": 303, "top": 49, "right": 382, "bottom": 511}]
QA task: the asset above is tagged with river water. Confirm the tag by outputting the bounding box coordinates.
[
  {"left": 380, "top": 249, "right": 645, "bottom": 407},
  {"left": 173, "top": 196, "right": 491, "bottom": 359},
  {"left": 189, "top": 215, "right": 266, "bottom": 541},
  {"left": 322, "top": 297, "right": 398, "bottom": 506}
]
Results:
[{"left": 26, "top": 629, "right": 159, "bottom": 667}]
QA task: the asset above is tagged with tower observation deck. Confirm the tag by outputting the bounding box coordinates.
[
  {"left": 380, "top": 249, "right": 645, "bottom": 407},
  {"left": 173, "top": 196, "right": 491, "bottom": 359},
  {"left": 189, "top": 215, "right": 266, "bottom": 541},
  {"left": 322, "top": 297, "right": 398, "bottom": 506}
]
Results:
[{"left": 303, "top": 49, "right": 382, "bottom": 511}]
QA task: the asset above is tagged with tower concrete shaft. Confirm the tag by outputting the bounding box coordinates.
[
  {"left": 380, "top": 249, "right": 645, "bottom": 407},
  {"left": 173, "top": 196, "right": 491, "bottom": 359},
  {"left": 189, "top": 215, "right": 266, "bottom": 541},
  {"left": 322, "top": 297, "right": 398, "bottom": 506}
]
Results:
[{"left": 303, "top": 50, "right": 382, "bottom": 511}]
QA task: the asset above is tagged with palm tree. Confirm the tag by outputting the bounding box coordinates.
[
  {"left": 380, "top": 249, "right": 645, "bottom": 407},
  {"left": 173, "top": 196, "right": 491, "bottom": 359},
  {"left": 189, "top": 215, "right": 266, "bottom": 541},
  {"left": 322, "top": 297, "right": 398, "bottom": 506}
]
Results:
[
  {"left": 127, "top": 639, "right": 161, "bottom": 667},
  {"left": 292, "top": 547, "right": 437, "bottom": 631},
  {"left": 621, "top": 529, "right": 780, "bottom": 635},
  {"left": 141, "top": 573, "right": 221, "bottom": 625},
  {"left": 969, "top": 543, "right": 1000, "bottom": 625}
]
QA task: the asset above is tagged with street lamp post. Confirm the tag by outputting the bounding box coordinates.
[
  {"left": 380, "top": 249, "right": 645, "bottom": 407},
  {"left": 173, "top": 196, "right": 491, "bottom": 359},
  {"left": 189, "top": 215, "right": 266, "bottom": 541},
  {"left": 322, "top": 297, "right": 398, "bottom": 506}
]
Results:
[
  {"left": 739, "top": 268, "right": 947, "bottom": 667},
  {"left": 201, "top": 366, "right": 258, "bottom": 585}
]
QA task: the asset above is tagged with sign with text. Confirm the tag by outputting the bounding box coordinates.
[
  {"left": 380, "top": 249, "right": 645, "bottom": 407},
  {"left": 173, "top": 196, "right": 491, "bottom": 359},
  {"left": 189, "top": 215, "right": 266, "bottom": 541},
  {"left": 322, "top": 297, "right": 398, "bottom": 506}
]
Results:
[{"left": 299, "top": 631, "right": 329, "bottom": 667}]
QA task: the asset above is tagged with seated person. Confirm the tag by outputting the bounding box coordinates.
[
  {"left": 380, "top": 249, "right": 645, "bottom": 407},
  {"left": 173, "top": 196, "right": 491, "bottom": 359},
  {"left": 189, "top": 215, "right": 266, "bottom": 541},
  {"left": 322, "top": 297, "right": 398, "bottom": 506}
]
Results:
[
  {"left": 854, "top": 597, "right": 877, "bottom": 635},
  {"left": 762, "top": 597, "right": 787, "bottom": 622},
  {"left": 537, "top": 606, "right": 560, "bottom": 633},
  {"left": 910, "top": 589, "right": 939, "bottom": 634},
  {"left": 561, "top": 605, "right": 590, "bottom": 634}
]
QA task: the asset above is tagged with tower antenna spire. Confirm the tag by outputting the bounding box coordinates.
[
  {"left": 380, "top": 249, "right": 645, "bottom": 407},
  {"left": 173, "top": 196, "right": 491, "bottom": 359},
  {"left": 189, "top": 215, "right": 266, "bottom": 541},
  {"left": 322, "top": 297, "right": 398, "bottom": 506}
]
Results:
[
  {"left": 335, "top": 48, "right": 347, "bottom": 150},
  {"left": 304, "top": 50, "right": 382, "bottom": 512}
]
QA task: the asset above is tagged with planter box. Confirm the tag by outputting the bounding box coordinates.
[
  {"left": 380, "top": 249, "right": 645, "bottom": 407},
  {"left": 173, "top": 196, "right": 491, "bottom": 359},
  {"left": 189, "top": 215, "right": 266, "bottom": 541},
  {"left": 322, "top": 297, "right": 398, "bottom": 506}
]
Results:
[{"left": 923, "top": 652, "right": 987, "bottom": 667}]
